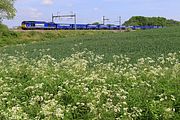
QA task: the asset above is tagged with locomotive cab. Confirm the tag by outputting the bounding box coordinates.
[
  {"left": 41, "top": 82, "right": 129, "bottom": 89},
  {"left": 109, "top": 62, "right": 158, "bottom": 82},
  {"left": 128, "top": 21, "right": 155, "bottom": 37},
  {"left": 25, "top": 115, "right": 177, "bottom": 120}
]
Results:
[
  {"left": 21, "top": 21, "right": 57, "bottom": 30},
  {"left": 21, "top": 21, "right": 28, "bottom": 30}
]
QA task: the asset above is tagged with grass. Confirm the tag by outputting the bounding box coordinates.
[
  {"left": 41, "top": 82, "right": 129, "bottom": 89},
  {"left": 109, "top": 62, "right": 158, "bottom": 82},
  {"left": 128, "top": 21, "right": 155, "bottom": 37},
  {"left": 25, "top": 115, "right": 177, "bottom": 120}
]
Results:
[
  {"left": 0, "top": 27, "right": 180, "bottom": 119},
  {"left": 1, "top": 27, "right": 180, "bottom": 61},
  {"left": 0, "top": 29, "right": 115, "bottom": 47}
]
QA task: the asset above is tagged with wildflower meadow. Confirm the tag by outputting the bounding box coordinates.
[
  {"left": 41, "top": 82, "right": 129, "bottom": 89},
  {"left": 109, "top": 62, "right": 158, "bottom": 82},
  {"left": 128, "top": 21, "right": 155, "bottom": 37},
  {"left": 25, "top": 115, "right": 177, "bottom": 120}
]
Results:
[{"left": 0, "top": 49, "right": 179, "bottom": 120}]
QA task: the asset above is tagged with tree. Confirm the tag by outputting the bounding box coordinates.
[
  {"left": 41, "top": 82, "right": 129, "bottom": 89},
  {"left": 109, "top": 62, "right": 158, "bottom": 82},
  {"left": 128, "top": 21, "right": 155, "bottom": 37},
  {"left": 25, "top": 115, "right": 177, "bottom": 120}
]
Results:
[
  {"left": 123, "top": 16, "right": 147, "bottom": 26},
  {"left": 92, "top": 22, "right": 100, "bottom": 25},
  {"left": 0, "top": 0, "right": 16, "bottom": 22},
  {"left": 123, "top": 16, "right": 180, "bottom": 27}
]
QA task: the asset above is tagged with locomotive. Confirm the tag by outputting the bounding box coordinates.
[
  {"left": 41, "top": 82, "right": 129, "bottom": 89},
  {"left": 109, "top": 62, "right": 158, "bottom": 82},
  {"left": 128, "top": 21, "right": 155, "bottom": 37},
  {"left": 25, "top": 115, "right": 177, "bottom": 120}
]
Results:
[{"left": 21, "top": 21, "right": 162, "bottom": 30}]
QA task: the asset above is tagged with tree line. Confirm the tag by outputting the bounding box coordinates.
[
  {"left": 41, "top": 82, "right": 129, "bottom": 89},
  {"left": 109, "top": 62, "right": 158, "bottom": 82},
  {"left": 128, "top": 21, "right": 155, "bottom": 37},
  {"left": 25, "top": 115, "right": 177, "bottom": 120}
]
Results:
[{"left": 123, "top": 16, "right": 180, "bottom": 26}]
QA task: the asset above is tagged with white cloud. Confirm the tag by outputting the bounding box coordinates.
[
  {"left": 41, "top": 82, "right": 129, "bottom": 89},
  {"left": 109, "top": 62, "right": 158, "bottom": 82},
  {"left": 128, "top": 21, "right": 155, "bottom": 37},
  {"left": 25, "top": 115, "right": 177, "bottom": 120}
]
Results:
[
  {"left": 23, "top": 8, "right": 43, "bottom": 19},
  {"left": 42, "top": 0, "right": 54, "bottom": 5}
]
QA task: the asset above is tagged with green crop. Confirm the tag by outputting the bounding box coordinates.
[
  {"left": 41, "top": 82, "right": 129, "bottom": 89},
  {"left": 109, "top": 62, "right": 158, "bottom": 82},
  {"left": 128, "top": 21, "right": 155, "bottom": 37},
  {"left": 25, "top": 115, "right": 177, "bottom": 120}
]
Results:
[
  {"left": 0, "top": 27, "right": 180, "bottom": 119},
  {"left": 1, "top": 27, "right": 180, "bottom": 61}
]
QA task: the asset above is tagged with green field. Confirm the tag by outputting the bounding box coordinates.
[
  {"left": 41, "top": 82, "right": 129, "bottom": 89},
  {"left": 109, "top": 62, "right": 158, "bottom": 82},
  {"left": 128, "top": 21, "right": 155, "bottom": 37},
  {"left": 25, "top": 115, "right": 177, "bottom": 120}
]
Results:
[
  {"left": 0, "top": 27, "right": 180, "bottom": 119},
  {"left": 1, "top": 27, "right": 180, "bottom": 61}
]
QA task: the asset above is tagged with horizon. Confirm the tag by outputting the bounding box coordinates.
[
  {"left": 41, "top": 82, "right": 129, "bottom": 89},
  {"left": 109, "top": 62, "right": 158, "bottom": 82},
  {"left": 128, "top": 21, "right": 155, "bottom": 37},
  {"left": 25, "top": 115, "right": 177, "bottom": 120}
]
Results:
[{"left": 3, "top": 0, "right": 180, "bottom": 28}]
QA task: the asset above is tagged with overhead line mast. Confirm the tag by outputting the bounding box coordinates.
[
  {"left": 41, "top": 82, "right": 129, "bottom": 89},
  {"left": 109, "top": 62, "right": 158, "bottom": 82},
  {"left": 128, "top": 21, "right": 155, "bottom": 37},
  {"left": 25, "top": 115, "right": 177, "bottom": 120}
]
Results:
[
  {"left": 102, "top": 16, "right": 109, "bottom": 25},
  {"left": 115, "top": 16, "right": 122, "bottom": 31},
  {"left": 119, "top": 16, "right": 122, "bottom": 31},
  {"left": 52, "top": 13, "right": 77, "bottom": 30}
]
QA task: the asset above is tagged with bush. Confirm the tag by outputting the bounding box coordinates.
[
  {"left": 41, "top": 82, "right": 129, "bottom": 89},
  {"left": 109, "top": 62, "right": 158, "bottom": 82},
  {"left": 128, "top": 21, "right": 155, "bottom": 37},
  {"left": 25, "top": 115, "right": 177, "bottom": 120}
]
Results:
[
  {"left": 2, "top": 31, "right": 19, "bottom": 38},
  {"left": 0, "top": 24, "right": 20, "bottom": 46},
  {"left": 125, "top": 27, "right": 133, "bottom": 32},
  {"left": 0, "top": 24, "right": 9, "bottom": 32}
]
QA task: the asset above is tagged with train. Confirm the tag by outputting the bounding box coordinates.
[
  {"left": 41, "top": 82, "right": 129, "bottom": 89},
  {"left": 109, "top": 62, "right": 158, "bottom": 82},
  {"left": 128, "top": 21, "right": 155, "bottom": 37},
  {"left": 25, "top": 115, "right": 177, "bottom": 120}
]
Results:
[{"left": 21, "top": 21, "right": 163, "bottom": 30}]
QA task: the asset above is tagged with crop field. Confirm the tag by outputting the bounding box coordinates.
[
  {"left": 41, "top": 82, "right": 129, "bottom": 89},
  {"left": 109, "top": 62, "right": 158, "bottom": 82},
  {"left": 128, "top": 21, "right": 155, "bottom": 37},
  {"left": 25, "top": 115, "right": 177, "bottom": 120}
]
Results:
[
  {"left": 0, "top": 27, "right": 180, "bottom": 119},
  {"left": 1, "top": 27, "right": 180, "bottom": 61}
]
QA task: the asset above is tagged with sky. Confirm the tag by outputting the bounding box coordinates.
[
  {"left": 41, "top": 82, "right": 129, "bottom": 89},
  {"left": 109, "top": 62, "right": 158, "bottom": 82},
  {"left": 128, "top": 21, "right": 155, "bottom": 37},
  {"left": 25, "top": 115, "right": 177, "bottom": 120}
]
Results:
[{"left": 3, "top": 0, "right": 180, "bottom": 28}]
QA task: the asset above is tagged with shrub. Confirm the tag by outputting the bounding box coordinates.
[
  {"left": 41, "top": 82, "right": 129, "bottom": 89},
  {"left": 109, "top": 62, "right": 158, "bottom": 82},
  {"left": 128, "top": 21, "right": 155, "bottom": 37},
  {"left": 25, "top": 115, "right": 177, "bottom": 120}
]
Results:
[
  {"left": 125, "top": 27, "right": 133, "bottom": 32},
  {"left": 0, "top": 24, "right": 9, "bottom": 32}
]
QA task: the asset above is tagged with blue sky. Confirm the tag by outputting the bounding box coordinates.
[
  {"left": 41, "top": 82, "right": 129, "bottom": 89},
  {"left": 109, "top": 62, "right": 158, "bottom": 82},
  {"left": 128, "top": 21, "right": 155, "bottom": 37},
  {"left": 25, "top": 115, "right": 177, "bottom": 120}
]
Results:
[{"left": 3, "top": 0, "right": 180, "bottom": 27}]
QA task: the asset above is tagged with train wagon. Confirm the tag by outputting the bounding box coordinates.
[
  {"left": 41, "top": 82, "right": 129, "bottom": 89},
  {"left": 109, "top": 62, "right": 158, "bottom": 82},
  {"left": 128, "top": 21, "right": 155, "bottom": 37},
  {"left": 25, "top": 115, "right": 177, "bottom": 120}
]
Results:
[
  {"left": 56, "top": 24, "right": 72, "bottom": 30},
  {"left": 71, "top": 24, "right": 87, "bottom": 29}
]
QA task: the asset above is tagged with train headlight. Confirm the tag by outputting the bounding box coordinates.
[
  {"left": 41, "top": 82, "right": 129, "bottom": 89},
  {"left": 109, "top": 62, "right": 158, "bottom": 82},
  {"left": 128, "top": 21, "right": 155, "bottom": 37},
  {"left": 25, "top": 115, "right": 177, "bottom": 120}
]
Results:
[{"left": 21, "top": 24, "right": 26, "bottom": 28}]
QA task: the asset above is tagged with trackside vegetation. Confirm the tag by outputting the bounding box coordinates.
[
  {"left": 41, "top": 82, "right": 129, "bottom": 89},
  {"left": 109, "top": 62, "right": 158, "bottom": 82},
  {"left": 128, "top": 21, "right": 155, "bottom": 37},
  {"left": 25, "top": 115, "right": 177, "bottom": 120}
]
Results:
[{"left": 0, "top": 24, "right": 116, "bottom": 47}]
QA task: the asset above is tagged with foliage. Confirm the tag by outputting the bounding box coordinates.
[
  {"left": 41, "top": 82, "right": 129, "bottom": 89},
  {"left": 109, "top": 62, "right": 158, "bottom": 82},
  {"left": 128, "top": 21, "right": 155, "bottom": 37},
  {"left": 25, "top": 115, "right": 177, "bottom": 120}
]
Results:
[
  {"left": 0, "top": 24, "right": 21, "bottom": 46},
  {"left": 0, "top": 0, "right": 16, "bottom": 22},
  {"left": 0, "top": 23, "right": 8, "bottom": 31},
  {"left": 92, "top": 22, "right": 100, "bottom": 25},
  {"left": 123, "top": 16, "right": 180, "bottom": 27},
  {"left": 0, "top": 50, "right": 179, "bottom": 119},
  {"left": 107, "top": 24, "right": 115, "bottom": 26},
  {"left": 1, "top": 27, "right": 180, "bottom": 62},
  {"left": 0, "top": 25, "right": 180, "bottom": 119},
  {"left": 125, "top": 27, "right": 133, "bottom": 32},
  {"left": 0, "top": 30, "right": 114, "bottom": 47}
]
